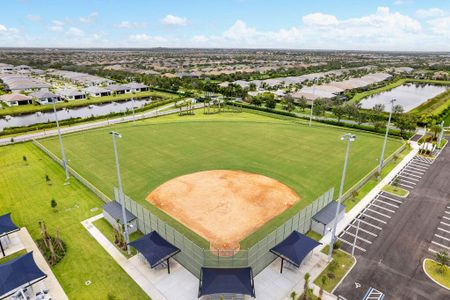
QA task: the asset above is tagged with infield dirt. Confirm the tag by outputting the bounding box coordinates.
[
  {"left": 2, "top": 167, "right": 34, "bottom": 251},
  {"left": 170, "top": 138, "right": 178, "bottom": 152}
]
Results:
[{"left": 146, "top": 170, "right": 300, "bottom": 251}]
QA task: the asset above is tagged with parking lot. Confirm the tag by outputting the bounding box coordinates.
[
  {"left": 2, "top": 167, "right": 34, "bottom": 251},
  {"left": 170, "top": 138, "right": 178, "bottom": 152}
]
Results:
[
  {"left": 338, "top": 154, "right": 435, "bottom": 255},
  {"left": 335, "top": 146, "right": 450, "bottom": 299}
]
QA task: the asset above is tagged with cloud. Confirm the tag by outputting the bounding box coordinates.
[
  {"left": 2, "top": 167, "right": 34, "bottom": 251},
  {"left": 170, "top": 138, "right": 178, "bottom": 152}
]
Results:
[
  {"left": 416, "top": 8, "right": 446, "bottom": 19},
  {"left": 394, "top": 0, "right": 414, "bottom": 5},
  {"left": 66, "top": 27, "right": 84, "bottom": 37},
  {"left": 302, "top": 13, "right": 339, "bottom": 26},
  {"left": 116, "top": 21, "right": 147, "bottom": 29},
  {"left": 223, "top": 20, "right": 257, "bottom": 40},
  {"left": 80, "top": 12, "right": 98, "bottom": 24},
  {"left": 191, "top": 35, "right": 209, "bottom": 43},
  {"left": 129, "top": 34, "right": 168, "bottom": 43},
  {"left": 161, "top": 15, "right": 188, "bottom": 26},
  {"left": 27, "top": 15, "right": 41, "bottom": 22},
  {"left": 48, "top": 20, "right": 65, "bottom": 32},
  {"left": 427, "top": 17, "right": 450, "bottom": 35}
]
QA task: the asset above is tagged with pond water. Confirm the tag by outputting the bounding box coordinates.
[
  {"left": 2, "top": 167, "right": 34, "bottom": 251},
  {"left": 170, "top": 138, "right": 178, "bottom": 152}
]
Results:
[
  {"left": 360, "top": 83, "right": 449, "bottom": 112},
  {"left": 0, "top": 99, "right": 151, "bottom": 131}
]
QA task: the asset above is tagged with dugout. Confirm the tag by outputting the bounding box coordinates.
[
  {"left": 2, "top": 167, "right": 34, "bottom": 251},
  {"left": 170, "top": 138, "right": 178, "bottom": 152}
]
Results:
[
  {"left": 102, "top": 201, "right": 138, "bottom": 234},
  {"left": 311, "top": 201, "right": 345, "bottom": 236}
]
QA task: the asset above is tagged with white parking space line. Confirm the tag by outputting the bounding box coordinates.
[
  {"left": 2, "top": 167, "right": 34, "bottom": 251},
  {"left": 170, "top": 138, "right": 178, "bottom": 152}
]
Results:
[
  {"left": 445, "top": 211, "right": 450, "bottom": 215},
  {"left": 431, "top": 241, "right": 450, "bottom": 250},
  {"left": 342, "top": 231, "right": 372, "bottom": 244},
  {"left": 373, "top": 199, "right": 399, "bottom": 209},
  {"left": 411, "top": 161, "right": 430, "bottom": 168},
  {"left": 400, "top": 171, "right": 422, "bottom": 178},
  {"left": 399, "top": 183, "right": 415, "bottom": 189},
  {"left": 440, "top": 221, "right": 450, "bottom": 227},
  {"left": 397, "top": 178, "right": 417, "bottom": 185},
  {"left": 377, "top": 194, "right": 403, "bottom": 204},
  {"left": 405, "top": 165, "right": 427, "bottom": 172},
  {"left": 443, "top": 216, "right": 450, "bottom": 221},
  {"left": 397, "top": 174, "right": 419, "bottom": 182},
  {"left": 429, "top": 248, "right": 438, "bottom": 254},
  {"left": 365, "top": 207, "right": 392, "bottom": 219},
  {"left": 369, "top": 202, "right": 396, "bottom": 214},
  {"left": 355, "top": 218, "right": 383, "bottom": 230},
  {"left": 435, "top": 234, "right": 450, "bottom": 242},
  {"left": 338, "top": 237, "right": 367, "bottom": 252},
  {"left": 437, "top": 227, "right": 450, "bottom": 234},
  {"left": 402, "top": 168, "right": 424, "bottom": 175},
  {"left": 361, "top": 212, "right": 388, "bottom": 224},
  {"left": 348, "top": 224, "right": 378, "bottom": 237}
]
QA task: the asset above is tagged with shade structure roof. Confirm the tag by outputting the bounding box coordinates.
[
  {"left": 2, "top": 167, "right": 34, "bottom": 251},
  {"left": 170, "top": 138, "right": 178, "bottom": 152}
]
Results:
[
  {"left": 198, "top": 267, "right": 255, "bottom": 298},
  {"left": 270, "top": 231, "right": 321, "bottom": 267},
  {"left": 0, "top": 213, "right": 19, "bottom": 237},
  {"left": 0, "top": 252, "right": 47, "bottom": 298},
  {"left": 128, "top": 231, "right": 180, "bottom": 268},
  {"left": 312, "top": 201, "right": 345, "bottom": 225},
  {"left": 102, "top": 201, "right": 137, "bottom": 224}
]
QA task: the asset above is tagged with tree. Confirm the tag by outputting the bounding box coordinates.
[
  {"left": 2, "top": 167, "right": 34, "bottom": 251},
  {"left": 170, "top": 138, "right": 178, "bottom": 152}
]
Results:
[
  {"left": 265, "top": 96, "right": 276, "bottom": 109},
  {"left": 430, "top": 122, "right": 442, "bottom": 140},
  {"left": 301, "top": 272, "right": 313, "bottom": 300},
  {"left": 23, "top": 155, "right": 27, "bottom": 163},
  {"left": 283, "top": 95, "right": 296, "bottom": 112},
  {"left": 297, "top": 96, "right": 308, "bottom": 111},
  {"left": 319, "top": 276, "right": 327, "bottom": 300},
  {"left": 249, "top": 96, "right": 262, "bottom": 107},
  {"left": 343, "top": 103, "right": 359, "bottom": 119},
  {"left": 392, "top": 104, "right": 404, "bottom": 117},
  {"left": 435, "top": 250, "right": 449, "bottom": 274},
  {"left": 394, "top": 114, "right": 417, "bottom": 138},
  {"left": 332, "top": 105, "right": 346, "bottom": 122}
]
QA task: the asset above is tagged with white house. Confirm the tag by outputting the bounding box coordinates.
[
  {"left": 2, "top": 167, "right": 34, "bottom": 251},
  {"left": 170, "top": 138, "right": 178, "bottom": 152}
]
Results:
[
  {"left": 57, "top": 89, "right": 86, "bottom": 100},
  {"left": 0, "top": 93, "right": 33, "bottom": 106},
  {"left": 29, "top": 91, "right": 62, "bottom": 105},
  {"left": 123, "top": 82, "right": 149, "bottom": 93},
  {"left": 82, "top": 86, "right": 111, "bottom": 97},
  {"left": 105, "top": 84, "right": 130, "bottom": 95}
]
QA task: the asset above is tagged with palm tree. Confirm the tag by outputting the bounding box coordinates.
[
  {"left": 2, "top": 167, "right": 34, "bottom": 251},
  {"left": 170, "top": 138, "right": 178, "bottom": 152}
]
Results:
[
  {"left": 435, "top": 250, "right": 449, "bottom": 274},
  {"left": 319, "top": 276, "right": 327, "bottom": 299},
  {"left": 430, "top": 123, "right": 442, "bottom": 140}
]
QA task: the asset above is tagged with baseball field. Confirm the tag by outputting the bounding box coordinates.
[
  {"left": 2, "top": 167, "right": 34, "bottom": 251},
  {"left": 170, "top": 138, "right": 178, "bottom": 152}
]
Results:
[{"left": 39, "top": 111, "right": 404, "bottom": 249}]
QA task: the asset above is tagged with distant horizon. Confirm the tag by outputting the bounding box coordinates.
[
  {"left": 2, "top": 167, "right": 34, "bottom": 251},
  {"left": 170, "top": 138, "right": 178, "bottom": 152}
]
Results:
[{"left": 0, "top": 0, "right": 449, "bottom": 51}]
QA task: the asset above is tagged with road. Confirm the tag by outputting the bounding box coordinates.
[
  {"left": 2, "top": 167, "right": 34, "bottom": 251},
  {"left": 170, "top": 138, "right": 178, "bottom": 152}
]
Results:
[
  {"left": 0, "top": 102, "right": 203, "bottom": 146},
  {"left": 335, "top": 146, "right": 450, "bottom": 299}
]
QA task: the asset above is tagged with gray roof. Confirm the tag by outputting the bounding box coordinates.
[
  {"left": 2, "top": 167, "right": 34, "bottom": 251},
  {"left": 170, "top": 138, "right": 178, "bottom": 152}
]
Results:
[
  {"left": 123, "top": 82, "right": 148, "bottom": 89},
  {"left": 105, "top": 84, "right": 129, "bottom": 92},
  {"left": 57, "top": 89, "right": 85, "bottom": 97},
  {"left": 312, "top": 201, "right": 345, "bottom": 225},
  {"left": 29, "top": 91, "right": 59, "bottom": 99},
  {"left": 103, "top": 201, "right": 137, "bottom": 223},
  {"left": 82, "top": 86, "right": 110, "bottom": 94}
]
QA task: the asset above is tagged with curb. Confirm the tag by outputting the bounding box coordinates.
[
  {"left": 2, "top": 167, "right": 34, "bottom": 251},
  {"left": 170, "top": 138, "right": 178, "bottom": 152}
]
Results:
[{"left": 422, "top": 258, "right": 450, "bottom": 291}]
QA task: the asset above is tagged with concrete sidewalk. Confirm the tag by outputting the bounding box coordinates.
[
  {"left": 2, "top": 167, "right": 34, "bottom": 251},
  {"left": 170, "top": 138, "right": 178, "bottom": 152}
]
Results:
[{"left": 81, "top": 214, "right": 198, "bottom": 300}]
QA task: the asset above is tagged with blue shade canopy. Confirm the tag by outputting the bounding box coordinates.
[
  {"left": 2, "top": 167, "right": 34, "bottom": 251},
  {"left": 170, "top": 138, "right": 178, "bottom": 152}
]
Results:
[
  {"left": 0, "top": 213, "right": 19, "bottom": 236},
  {"left": 0, "top": 252, "right": 47, "bottom": 298},
  {"left": 198, "top": 267, "right": 255, "bottom": 298},
  {"left": 270, "top": 231, "right": 321, "bottom": 267},
  {"left": 128, "top": 231, "right": 180, "bottom": 268},
  {"left": 103, "top": 201, "right": 136, "bottom": 224}
]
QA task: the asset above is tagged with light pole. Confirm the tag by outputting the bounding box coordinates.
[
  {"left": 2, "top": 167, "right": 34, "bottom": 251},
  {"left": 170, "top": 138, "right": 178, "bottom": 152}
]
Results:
[
  {"left": 131, "top": 98, "right": 136, "bottom": 124},
  {"left": 309, "top": 98, "right": 315, "bottom": 127},
  {"left": 351, "top": 218, "right": 361, "bottom": 256},
  {"left": 328, "top": 133, "right": 356, "bottom": 260},
  {"left": 378, "top": 99, "right": 396, "bottom": 176},
  {"left": 110, "top": 131, "right": 130, "bottom": 254},
  {"left": 52, "top": 100, "right": 70, "bottom": 182}
]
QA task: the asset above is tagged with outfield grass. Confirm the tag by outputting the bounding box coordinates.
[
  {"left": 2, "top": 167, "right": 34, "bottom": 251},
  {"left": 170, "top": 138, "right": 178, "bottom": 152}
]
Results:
[
  {"left": 0, "top": 90, "right": 180, "bottom": 117},
  {"left": 39, "top": 111, "right": 403, "bottom": 249},
  {"left": 0, "top": 143, "right": 148, "bottom": 299}
]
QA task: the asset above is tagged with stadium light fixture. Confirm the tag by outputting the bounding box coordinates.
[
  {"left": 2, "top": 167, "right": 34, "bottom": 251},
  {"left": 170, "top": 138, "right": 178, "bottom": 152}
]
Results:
[
  {"left": 328, "top": 133, "right": 356, "bottom": 261},
  {"left": 110, "top": 131, "right": 130, "bottom": 254},
  {"left": 378, "top": 99, "right": 396, "bottom": 176},
  {"left": 53, "top": 100, "right": 70, "bottom": 183}
]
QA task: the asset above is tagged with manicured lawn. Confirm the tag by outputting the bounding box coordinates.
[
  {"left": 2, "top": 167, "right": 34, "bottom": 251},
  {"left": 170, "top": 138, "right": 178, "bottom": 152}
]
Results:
[
  {"left": 314, "top": 246, "right": 355, "bottom": 293},
  {"left": 0, "top": 249, "right": 27, "bottom": 264},
  {"left": 306, "top": 231, "right": 322, "bottom": 242},
  {"left": 0, "top": 90, "right": 180, "bottom": 116},
  {"left": 93, "top": 217, "right": 143, "bottom": 258},
  {"left": 0, "top": 143, "right": 149, "bottom": 299},
  {"left": 343, "top": 144, "right": 411, "bottom": 212},
  {"left": 424, "top": 259, "right": 450, "bottom": 289},
  {"left": 410, "top": 89, "right": 450, "bottom": 116},
  {"left": 382, "top": 184, "right": 409, "bottom": 197},
  {"left": 39, "top": 111, "right": 403, "bottom": 249}
]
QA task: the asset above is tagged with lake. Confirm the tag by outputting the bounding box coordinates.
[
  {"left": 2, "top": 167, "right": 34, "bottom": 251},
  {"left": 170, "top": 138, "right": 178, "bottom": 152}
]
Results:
[
  {"left": 360, "top": 83, "right": 449, "bottom": 112},
  {"left": 0, "top": 98, "right": 151, "bottom": 131}
]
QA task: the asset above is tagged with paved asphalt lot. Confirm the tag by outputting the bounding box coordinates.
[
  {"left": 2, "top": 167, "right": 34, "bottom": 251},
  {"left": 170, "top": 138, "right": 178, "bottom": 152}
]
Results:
[{"left": 335, "top": 146, "right": 450, "bottom": 300}]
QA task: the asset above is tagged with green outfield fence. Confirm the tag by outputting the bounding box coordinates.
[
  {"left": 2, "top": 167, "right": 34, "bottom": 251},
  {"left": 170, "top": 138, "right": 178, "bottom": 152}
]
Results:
[{"left": 115, "top": 187, "right": 334, "bottom": 278}]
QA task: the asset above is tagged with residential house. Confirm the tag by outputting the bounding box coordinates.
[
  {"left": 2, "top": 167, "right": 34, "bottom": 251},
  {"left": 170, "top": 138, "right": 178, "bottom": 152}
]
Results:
[
  {"left": 82, "top": 86, "right": 111, "bottom": 97},
  {"left": 29, "top": 91, "right": 62, "bottom": 105},
  {"left": 0, "top": 93, "right": 33, "bottom": 106},
  {"left": 57, "top": 89, "right": 87, "bottom": 100},
  {"left": 105, "top": 84, "right": 130, "bottom": 95},
  {"left": 123, "top": 82, "right": 149, "bottom": 93}
]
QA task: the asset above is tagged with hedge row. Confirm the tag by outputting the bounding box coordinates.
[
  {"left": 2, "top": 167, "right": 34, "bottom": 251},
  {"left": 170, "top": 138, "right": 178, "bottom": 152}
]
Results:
[{"left": 230, "top": 102, "right": 410, "bottom": 138}]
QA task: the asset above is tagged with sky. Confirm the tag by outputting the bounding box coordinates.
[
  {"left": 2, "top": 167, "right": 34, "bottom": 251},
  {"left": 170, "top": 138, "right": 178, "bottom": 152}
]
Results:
[{"left": 0, "top": 0, "right": 449, "bottom": 51}]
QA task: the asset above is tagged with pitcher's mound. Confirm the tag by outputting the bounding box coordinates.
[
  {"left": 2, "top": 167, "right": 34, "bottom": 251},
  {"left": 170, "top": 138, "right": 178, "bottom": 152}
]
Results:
[{"left": 146, "top": 170, "right": 300, "bottom": 253}]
